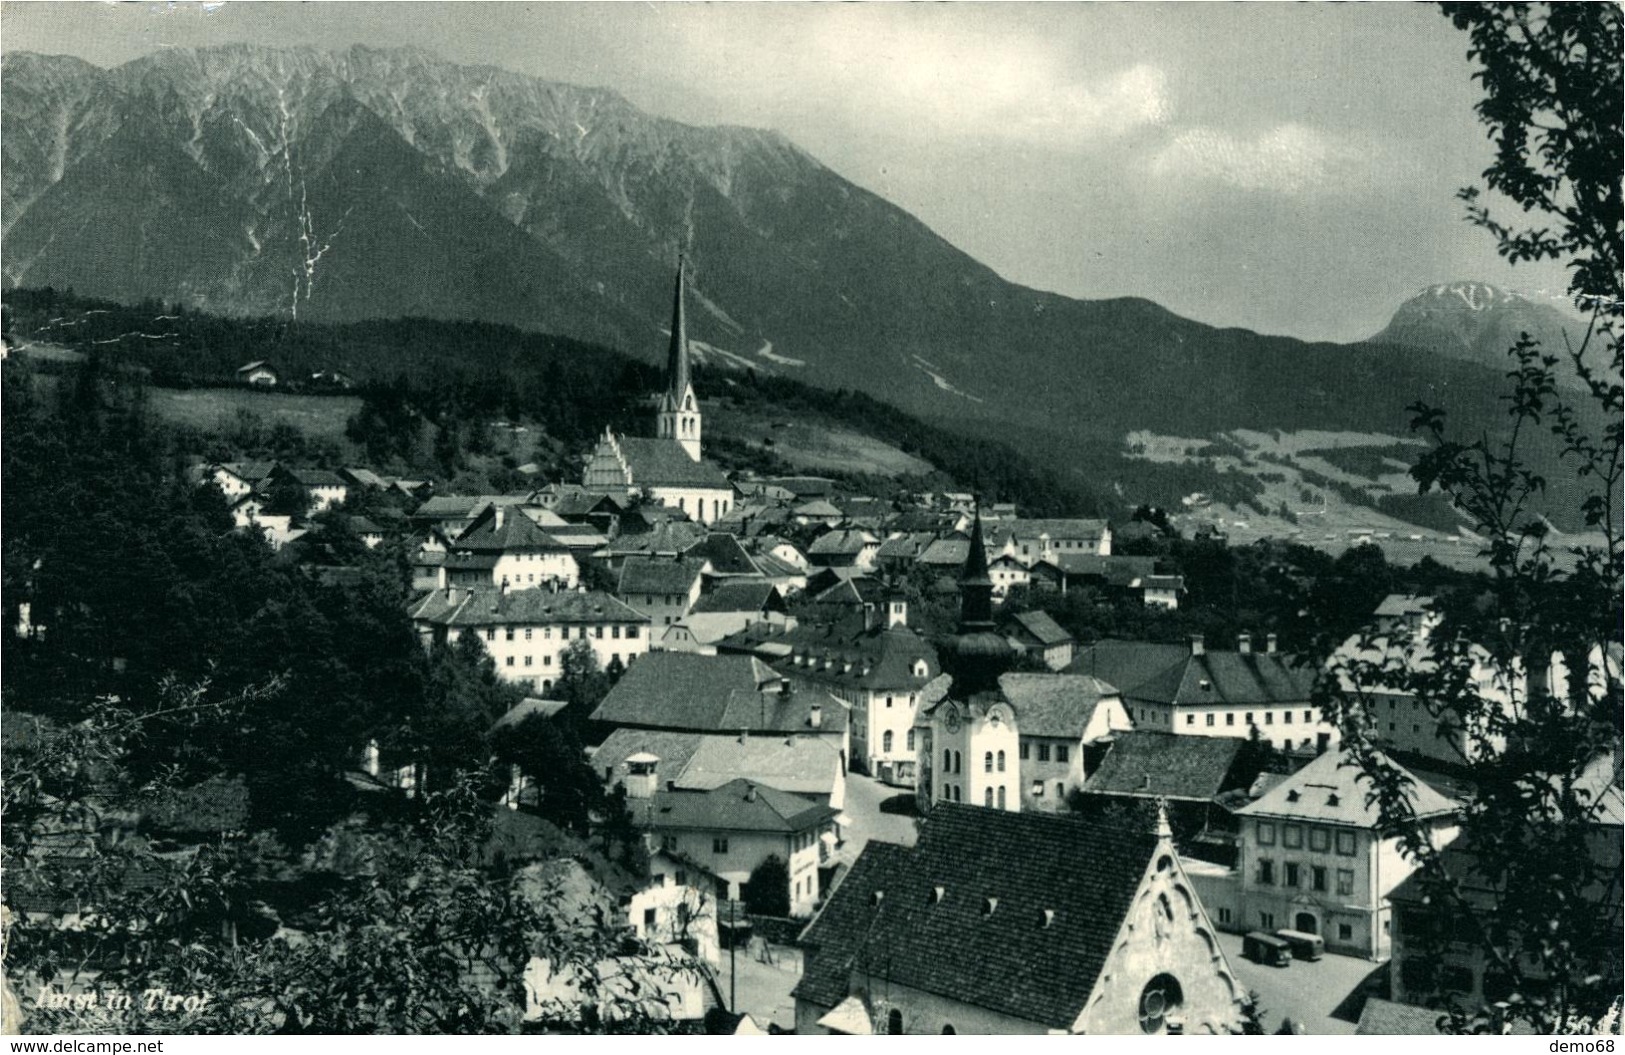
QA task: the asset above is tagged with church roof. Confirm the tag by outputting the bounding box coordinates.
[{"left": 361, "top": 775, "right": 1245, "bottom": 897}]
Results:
[
  {"left": 616, "top": 437, "right": 731, "bottom": 490},
  {"left": 794, "top": 806, "right": 1160, "bottom": 1028},
  {"left": 663, "top": 258, "right": 691, "bottom": 405}
]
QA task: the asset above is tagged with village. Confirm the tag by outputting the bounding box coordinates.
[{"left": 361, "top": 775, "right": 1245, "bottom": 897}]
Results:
[{"left": 94, "top": 262, "right": 1609, "bottom": 1036}]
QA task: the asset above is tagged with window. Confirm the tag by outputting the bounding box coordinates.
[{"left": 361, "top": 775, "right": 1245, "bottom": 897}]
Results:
[
  {"left": 594, "top": 626, "right": 604, "bottom": 640},
  {"left": 1284, "top": 862, "right": 1300, "bottom": 888},
  {"left": 883, "top": 731, "right": 893, "bottom": 753},
  {"left": 1309, "top": 827, "right": 1330, "bottom": 852},
  {"left": 1337, "top": 923, "right": 1354, "bottom": 942},
  {"left": 1265, "top": 712, "right": 1274, "bottom": 725},
  {"left": 1259, "top": 911, "right": 1275, "bottom": 929},
  {"left": 505, "top": 657, "right": 515, "bottom": 667},
  {"left": 712, "top": 838, "right": 729, "bottom": 854},
  {"left": 1206, "top": 713, "right": 1215, "bottom": 727},
  {"left": 544, "top": 655, "right": 552, "bottom": 667},
  {"left": 1020, "top": 742, "right": 1030, "bottom": 760},
  {"left": 1031, "top": 781, "right": 1044, "bottom": 796},
  {"left": 944, "top": 749, "right": 952, "bottom": 773},
  {"left": 524, "top": 656, "right": 532, "bottom": 667},
  {"left": 627, "top": 626, "right": 639, "bottom": 639},
  {"left": 1283, "top": 710, "right": 1292, "bottom": 724},
  {"left": 545, "top": 628, "right": 552, "bottom": 640},
  {"left": 942, "top": 1026, "right": 956, "bottom": 1035},
  {"left": 1245, "top": 712, "right": 1254, "bottom": 725},
  {"left": 1312, "top": 866, "right": 1327, "bottom": 892},
  {"left": 1226, "top": 713, "right": 1236, "bottom": 727},
  {"left": 1218, "top": 907, "right": 1232, "bottom": 924},
  {"left": 954, "top": 751, "right": 962, "bottom": 774},
  {"left": 984, "top": 752, "right": 993, "bottom": 773},
  {"left": 907, "top": 729, "right": 915, "bottom": 751},
  {"left": 524, "top": 628, "right": 533, "bottom": 641},
  {"left": 643, "top": 908, "right": 656, "bottom": 929},
  {"left": 1056, "top": 782, "right": 1065, "bottom": 798},
  {"left": 886, "top": 695, "right": 893, "bottom": 708},
  {"left": 952, "top": 785, "right": 961, "bottom": 802},
  {"left": 1138, "top": 974, "right": 1184, "bottom": 1034},
  {"left": 1257, "top": 821, "right": 1276, "bottom": 846},
  {"left": 997, "top": 750, "right": 1006, "bottom": 772},
  {"left": 997, "top": 786, "right": 1006, "bottom": 809},
  {"left": 1336, "top": 869, "right": 1354, "bottom": 896},
  {"left": 1055, "top": 745, "right": 1069, "bottom": 764},
  {"left": 1257, "top": 859, "right": 1275, "bottom": 885},
  {"left": 486, "top": 629, "right": 496, "bottom": 642},
  {"left": 1038, "top": 743, "right": 1051, "bottom": 762},
  {"left": 1283, "top": 824, "right": 1303, "bottom": 849},
  {"left": 1303, "top": 709, "right": 1313, "bottom": 723},
  {"left": 612, "top": 625, "right": 621, "bottom": 639},
  {"left": 1186, "top": 714, "right": 1195, "bottom": 726},
  {"left": 984, "top": 788, "right": 994, "bottom": 807},
  {"left": 887, "top": 1009, "right": 904, "bottom": 1036},
  {"left": 1335, "top": 830, "right": 1357, "bottom": 856}
]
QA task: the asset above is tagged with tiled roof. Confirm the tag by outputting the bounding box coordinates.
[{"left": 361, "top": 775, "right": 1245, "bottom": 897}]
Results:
[
  {"left": 616, "top": 556, "right": 707, "bottom": 596},
  {"left": 1045, "top": 553, "right": 1158, "bottom": 586},
  {"left": 1373, "top": 594, "right": 1434, "bottom": 618},
  {"left": 279, "top": 467, "right": 347, "bottom": 487},
  {"left": 807, "top": 529, "right": 874, "bottom": 556},
  {"left": 589, "top": 652, "right": 846, "bottom": 735},
  {"left": 693, "top": 533, "right": 763, "bottom": 576},
  {"left": 749, "top": 552, "right": 805, "bottom": 580},
  {"left": 680, "top": 735, "right": 843, "bottom": 798},
  {"left": 689, "top": 582, "right": 782, "bottom": 615},
  {"left": 794, "top": 805, "right": 1159, "bottom": 1027},
  {"left": 219, "top": 460, "right": 277, "bottom": 483},
  {"left": 605, "top": 520, "right": 707, "bottom": 558},
  {"left": 729, "top": 618, "right": 939, "bottom": 692},
  {"left": 408, "top": 587, "right": 647, "bottom": 628},
  {"left": 455, "top": 507, "right": 570, "bottom": 553},
  {"left": 996, "top": 673, "right": 1118, "bottom": 739},
  {"left": 794, "top": 500, "right": 844, "bottom": 518},
  {"left": 1237, "top": 748, "right": 1457, "bottom": 826},
  {"left": 1082, "top": 731, "right": 1246, "bottom": 801},
  {"left": 643, "top": 778, "right": 836, "bottom": 834},
  {"left": 918, "top": 538, "right": 970, "bottom": 566},
  {"left": 1007, "top": 609, "right": 1073, "bottom": 647},
  {"left": 1068, "top": 639, "right": 1316, "bottom": 707},
  {"left": 592, "top": 728, "right": 708, "bottom": 787},
  {"left": 991, "top": 518, "right": 1110, "bottom": 543},
  {"left": 1355, "top": 999, "right": 1450, "bottom": 1035},
  {"left": 413, "top": 494, "right": 526, "bottom": 520},
  {"left": 875, "top": 532, "right": 936, "bottom": 560},
  {"left": 616, "top": 437, "right": 732, "bottom": 489}
]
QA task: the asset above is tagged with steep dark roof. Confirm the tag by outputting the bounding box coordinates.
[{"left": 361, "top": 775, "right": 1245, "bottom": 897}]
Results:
[
  {"left": 616, "top": 556, "right": 708, "bottom": 596},
  {"left": 689, "top": 582, "right": 783, "bottom": 615},
  {"left": 1045, "top": 553, "right": 1158, "bottom": 585},
  {"left": 1067, "top": 639, "right": 1316, "bottom": 707},
  {"left": 1007, "top": 610, "right": 1073, "bottom": 647},
  {"left": 408, "top": 587, "right": 647, "bottom": 628},
  {"left": 694, "top": 533, "right": 763, "bottom": 576},
  {"left": 996, "top": 673, "right": 1118, "bottom": 739},
  {"left": 455, "top": 506, "right": 570, "bottom": 553},
  {"left": 795, "top": 805, "right": 1159, "bottom": 1027},
  {"left": 1082, "top": 731, "right": 1247, "bottom": 802},
  {"left": 722, "top": 618, "right": 939, "bottom": 692},
  {"left": 643, "top": 778, "right": 836, "bottom": 835},
  {"left": 606, "top": 520, "right": 708, "bottom": 558},
  {"left": 918, "top": 538, "right": 970, "bottom": 566},
  {"left": 278, "top": 466, "right": 346, "bottom": 488},
  {"left": 807, "top": 529, "right": 874, "bottom": 556},
  {"left": 589, "top": 652, "right": 846, "bottom": 735},
  {"left": 617, "top": 437, "right": 732, "bottom": 489}
]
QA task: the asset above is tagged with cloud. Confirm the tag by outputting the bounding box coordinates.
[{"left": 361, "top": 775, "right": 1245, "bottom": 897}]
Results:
[
  {"left": 657, "top": 9, "right": 1171, "bottom": 150},
  {"left": 1149, "top": 123, "right": 1366, "bottom": 194}
]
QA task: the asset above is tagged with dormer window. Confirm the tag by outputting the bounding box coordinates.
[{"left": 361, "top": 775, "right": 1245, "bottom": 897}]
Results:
[
  {"left": 982, "top": 897, "right": 998, "bottom": 917},
  {"left": 1327, "top": 793, "right": 1340, "bottom": 807},
  {"left": 870, "top": 891, "right": 885, "bottom": 908},
  {"left": 1040, "top": 909, "right": 1056, "bottom": 928},
  {"left": 1287, "top": 790, "right": 1301, "bottom": 803},
  {"left": 929, "top": 885, "right": 945, "bottom": 905}
]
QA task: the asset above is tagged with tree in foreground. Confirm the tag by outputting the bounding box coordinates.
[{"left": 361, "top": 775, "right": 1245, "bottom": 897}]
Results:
[{"left": 1318, "top": 1, "right": 1621, "bottom": 1034}]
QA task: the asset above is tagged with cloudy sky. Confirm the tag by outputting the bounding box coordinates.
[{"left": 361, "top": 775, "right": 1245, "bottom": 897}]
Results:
[{"left": 0, "top": 2, "right": 1574, "bottom": 343}]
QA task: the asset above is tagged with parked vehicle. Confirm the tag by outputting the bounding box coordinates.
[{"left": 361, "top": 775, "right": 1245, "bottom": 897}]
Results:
[
  {"left": 1244, "top": 931, "right": 1292, "bottom": 967},
  {"left": 1276, "top": 929, "right": 1325, "bottom": 961}
]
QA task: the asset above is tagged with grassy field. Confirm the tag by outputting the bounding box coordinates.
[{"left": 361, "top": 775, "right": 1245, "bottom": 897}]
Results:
[
  {"left": 711, "top": 404, "right": 935, "bottom": 477},
  {"left": 148, "top": 387, "right": 362, "bottom": 443}
]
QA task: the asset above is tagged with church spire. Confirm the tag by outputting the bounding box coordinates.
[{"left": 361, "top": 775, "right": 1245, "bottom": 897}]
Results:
[
  {"left": 958, "top": 499, "right": 994, "bottom": 631},
  {"left": 666, "top": 255, "right": 690, "bottom": 402},
  {"left": 656, "top": 256, "right": 702, "bottom": 461}
]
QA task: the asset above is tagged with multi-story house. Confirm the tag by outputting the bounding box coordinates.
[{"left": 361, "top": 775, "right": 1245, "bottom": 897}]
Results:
[
  {"left": 631, "top": 777, "right": 837, "bottom": 918},
  {"left": 794, "top": 803, "right": 1249, "bottom": 1035},
  {"left": 916, "top": 672, "right": 1131, "bottom": 814},
  {"left": 1070, "top": 634, "right": 1335, "bottom": 753},
  {"left": 408, "top": 585, "right": 649, "bottom": 692},
  {"left": 1234, "top": 748, "right": 1459, "bottom": 959},
  {"left": 1002, "top": 609, "right": 1076, "bottom": 670},
  {"left": 614, "top": 555, "right": 709, "bottom": 633},
  {"left": 442, "top": 504, "right": 580, "bottom": 592},
  {"left": 717, "top": 599, "right": 939, "bottom": 785},
  {"left": 989, "top": 518, "right": 1112, "bottom": 563},
  {"left": 266, "top": 465, "right": 349, "bottom": 516}
]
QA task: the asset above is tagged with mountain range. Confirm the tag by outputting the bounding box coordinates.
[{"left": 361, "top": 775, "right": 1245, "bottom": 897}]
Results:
[{"left": 0, "top": 44, "right": 1596, "bottom": 471}]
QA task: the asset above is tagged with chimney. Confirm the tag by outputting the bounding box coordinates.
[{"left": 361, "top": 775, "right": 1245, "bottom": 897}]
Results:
[
  {"left": 863, "top": 602, "right": 877, "bottom": 632},
  {"left": 744, "top": 784, "right": 758, "bottom": 803},
  {"left": 1189, "top": 633, "right": 1205, "bottom": 657},
  {"left": 809, "top": 703, "right": 823, "bottom": 729},
  {"left": 494, "top": 506, "right": 506, "bottom": 531},
  {"left": 1266, "top": 633, "right": 1278, "bottom": 655},
  {"left": 779, "top": 677, "right": 791, "bottom": 697},
  {"left": 1237, "top": 632, "right": 1252, "bottom": 654}
]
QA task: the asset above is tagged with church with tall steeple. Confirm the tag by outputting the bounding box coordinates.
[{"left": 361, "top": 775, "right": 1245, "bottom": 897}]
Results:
[
  {"left": 582, "top": 258, "right": 735, "bottom": 524},
  {"left": 655, "top": 258, "right": 703, "bottom": 462}
]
